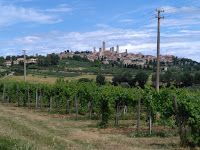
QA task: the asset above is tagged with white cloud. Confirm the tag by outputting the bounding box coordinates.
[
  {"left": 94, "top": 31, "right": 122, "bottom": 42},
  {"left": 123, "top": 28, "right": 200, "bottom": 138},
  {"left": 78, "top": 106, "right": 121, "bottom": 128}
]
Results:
[
  {"left": 119, "top": 19, "right": 134, "bottom": 22},
  {"left": 45, "top": 8, "right": 73, "bottom": 12},
  {"left": 1, "top": 27, "right": 200, "bottom": 62},
  {"left": 0, "top": 4, "right": 62, "bottom": 25},
  {"left": 58, "top": 4, "right": 69, "bottom": 7},
  {"left": 96, "top": 24, "right": 110, "bottom": 28},
  {"left": 146, "top": 18, "right": 200, "bottom": 27},
  {"left": 161, "top": 6, "right": 200, "bottom": 14}
]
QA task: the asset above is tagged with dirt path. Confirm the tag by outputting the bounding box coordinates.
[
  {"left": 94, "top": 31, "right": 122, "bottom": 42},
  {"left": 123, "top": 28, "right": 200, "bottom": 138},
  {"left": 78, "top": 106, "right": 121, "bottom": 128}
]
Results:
[
  {"left": 147, "top": 73, "right": 153, "bottom": 85},
  {"left": 0, "top": 104, "right": 185, "bottom": 150}
]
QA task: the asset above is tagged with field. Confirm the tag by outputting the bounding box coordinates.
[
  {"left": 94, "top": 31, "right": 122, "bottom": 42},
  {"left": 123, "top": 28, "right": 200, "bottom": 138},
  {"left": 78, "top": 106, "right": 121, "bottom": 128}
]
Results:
[
  {"left": 0, "top": 74, "right": 113, "bottom": 84},
  {"left": 0, "top": 104, "right": 185, "bottom": 150}
]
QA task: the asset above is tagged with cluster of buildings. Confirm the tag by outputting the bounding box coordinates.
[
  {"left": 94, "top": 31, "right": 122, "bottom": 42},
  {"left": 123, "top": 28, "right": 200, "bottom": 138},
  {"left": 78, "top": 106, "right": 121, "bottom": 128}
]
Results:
[
  {"left": 4, "top": 58, "right": 37, "bottom": 67},
  {"left": 3, "top": 41, "right": 175, "bottom": 69},
  {"left": 58, "top": 41, "right": 174, "bottom": 68}
]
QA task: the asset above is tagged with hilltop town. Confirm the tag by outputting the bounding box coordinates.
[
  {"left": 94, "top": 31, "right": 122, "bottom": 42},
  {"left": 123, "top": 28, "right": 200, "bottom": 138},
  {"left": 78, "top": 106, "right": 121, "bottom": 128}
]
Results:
[{"left": 58, "top": 41, "right": 174, "bottom": 68}]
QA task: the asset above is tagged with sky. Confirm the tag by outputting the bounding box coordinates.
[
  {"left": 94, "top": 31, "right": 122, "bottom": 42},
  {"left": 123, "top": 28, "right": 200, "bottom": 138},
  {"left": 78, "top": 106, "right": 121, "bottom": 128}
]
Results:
[{"left": 0, "top": 0, "right": 200, "bottom": 61}]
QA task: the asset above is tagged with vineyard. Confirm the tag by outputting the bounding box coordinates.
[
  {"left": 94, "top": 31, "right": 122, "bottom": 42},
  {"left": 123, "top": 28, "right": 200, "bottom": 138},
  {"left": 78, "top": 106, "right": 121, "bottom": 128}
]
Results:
[{"left": 0, "top": 81, "right": 200, "bottom": 148}]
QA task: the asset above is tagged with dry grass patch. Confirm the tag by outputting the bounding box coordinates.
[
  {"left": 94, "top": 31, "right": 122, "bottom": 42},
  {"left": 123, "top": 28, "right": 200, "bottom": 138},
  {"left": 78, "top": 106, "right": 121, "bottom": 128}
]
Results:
[
  {"left": 0, "top": 74, "right": 113, "bottom": 84},
  {"left": 0, "top": 74, "right": 57, "bottom": 84}
]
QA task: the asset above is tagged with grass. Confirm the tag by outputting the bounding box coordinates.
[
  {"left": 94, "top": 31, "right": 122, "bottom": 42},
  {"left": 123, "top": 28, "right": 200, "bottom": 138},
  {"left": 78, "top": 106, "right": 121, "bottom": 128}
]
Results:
[
  {"left": 0, "top": 74, "right": 57, "bottom": 84},
  {"left": 0, "top": 104, "right": 187, "bottom": 150},
  {"left": 0, "top": 69, "right": 5, "bottom": 72},
  {"left": 0, "top": 74, "right": 113, "bottom": 84},
  {"left": 0, "top": 136, "right": 33, "bottom": 150}
]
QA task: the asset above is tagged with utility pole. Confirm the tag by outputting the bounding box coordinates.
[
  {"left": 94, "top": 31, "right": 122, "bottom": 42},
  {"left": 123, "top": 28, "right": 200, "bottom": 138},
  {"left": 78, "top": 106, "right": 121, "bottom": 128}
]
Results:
[
  {"left": 156, "top": 9, "right": 164, "bottom": 92},
  {"left": 23, "top": 50, "right": 26, "bottom": 82}
]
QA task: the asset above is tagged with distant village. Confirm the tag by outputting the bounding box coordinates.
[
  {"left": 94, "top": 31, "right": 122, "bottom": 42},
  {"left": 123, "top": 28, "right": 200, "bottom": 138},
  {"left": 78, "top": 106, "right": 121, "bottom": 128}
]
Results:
[
  {"left": 4, "top": 58, "right": 37, "bottom": 67},
  {"left": 58, "top": 41, "right": 174, "bottom": 70},
  {"left": 4, "top": 41, "right": 195, "bottom": 70}
]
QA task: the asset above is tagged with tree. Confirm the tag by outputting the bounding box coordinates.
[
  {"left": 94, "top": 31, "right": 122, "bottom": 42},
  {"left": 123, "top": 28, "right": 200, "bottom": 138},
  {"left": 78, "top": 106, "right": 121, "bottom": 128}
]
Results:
[
  {"left": 93, "top": 59, "right": 102, "bottom": 68},
  {"left": 134, "top": 72, "right": 148, "bottom": 88},
  {"left": 181, "top": 72, "right": 194, "bottom": 87},
  {"left": 79, "top": 78, "right": 92, "bottom": 82},
  {"left": 49, "top": 53, "right": 60, "bottom": 65},
  {"left": 112, "top": 71, "right": 133, "bottom": 86},
  {"left": 0, "top": 57, "right": 5, "bottom": 66},
  {"left": 161, "top": 71, "right": 173, "bottom": 87},
  {"left": 96, "top": 74, "right": 105, "bottom": 85},
  {"left": 6, "top": 56, "right": 11, "bottom": 60},
  {"left": 194, "top": 73, "right": 200, "bottom": 84}
]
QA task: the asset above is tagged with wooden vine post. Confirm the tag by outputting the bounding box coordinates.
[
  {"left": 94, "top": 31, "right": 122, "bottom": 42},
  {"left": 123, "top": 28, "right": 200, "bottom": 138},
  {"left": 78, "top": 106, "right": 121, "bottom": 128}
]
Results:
[
  {"left": 74, "top": 87, "right": 78, "bottom": 120},
  {"left": 17, "top": 84, "right": 20, "bottom": 107},
  {"left": 35, "top": 87, "right": 38, "bottom": 108},
  {"left": 66, "top": 96, "right": 69, "bottom": 114},
  {"left": 49, "top": 96, "right": 53, "bottom": 112},
  {"left": 2, "top": 84, "right": 5, "bottom": 102},
  {"left": 7, "top": 85, "right": 10, "bottom": 103},
  {"left": 40, "top": 87, "right": 42, "bottom": 111},
  {"left": 115, "top": 101, "right": 119, "bottom": 125},
  {"left": 89, "top": 100, "right": 94, "bottom": 120},
  {"left": 56, "top": 96, "right": 59, "bottom": 112},
  {"left": 137, "top": 93, "right": 141, "bottom": 133},
  {"left": 149, "top": 95, "right": 152, "bottom": 134},
  {"left": 27, "top": 85, "right": 30, "bottom": 108}
]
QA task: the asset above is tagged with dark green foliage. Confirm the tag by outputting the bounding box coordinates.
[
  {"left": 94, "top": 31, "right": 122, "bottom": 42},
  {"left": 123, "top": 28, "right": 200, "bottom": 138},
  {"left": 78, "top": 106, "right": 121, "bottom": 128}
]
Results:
[
  {"left": 134, "top": 72, "right": 148, "bottom": 88},
  {"left": 181, "top": 72, "right": 194, "bottom": 87},
  {"left": 0, "top": 56, "right": 5, "bottom": 66},
  {"left": 93, "top": 59, "right": 102, "bottom": 67},
  {"left": 100, "top": 99, "right": 110, "bottom": 128},
  {"left": 28, "top": 71, "right": 81, "bottom": 77},
  {"left": 5, "top": 56, "right": 11, "bottom": 60},
  {"left": 72, "top": 55, "right": 89, "bottom": 62},
  {"left": 37, "top": 53, "right": 59, "bottom": 67},
  {"left": 13, "top": 68, "right": 24, "bottom": 76},
  {"left": 0, "top": 70, "right": 11, "bottom": 77},
  {"left": 78, "top": 78, "right": 92, "bottom": 82},
  {"left": 112, "top": 71, "right": 133, "bottom": 86},
  {"left": 194, "top": 73, "right": 200, "bottom": 84},
  {"left": 96, "top": 74, "right": 105, "bottom": 85},
  {"left": 160, "top": 71, "right": 173, "bottom": 87}
]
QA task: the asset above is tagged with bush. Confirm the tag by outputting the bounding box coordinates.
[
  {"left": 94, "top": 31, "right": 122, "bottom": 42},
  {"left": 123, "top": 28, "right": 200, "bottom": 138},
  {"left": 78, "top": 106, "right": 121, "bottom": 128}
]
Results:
[
  {"left": 134, "top": 72, "right": 148, "bottom": 88},
  {"left": 78, "top": 78, "right": 92, "bottom": 82},
  {"left": 96, "top": 74, "right": 105, "bottom": 85}
]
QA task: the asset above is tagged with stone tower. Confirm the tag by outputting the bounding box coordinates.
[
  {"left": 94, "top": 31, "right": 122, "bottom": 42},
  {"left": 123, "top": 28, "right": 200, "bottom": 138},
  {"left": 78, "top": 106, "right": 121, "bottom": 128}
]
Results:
[
  {"left": 103, "top": 41, "right": 106, "bottom": 52},
  {"left": 116, "top": 45, "right": 119, "bottom": 53},
  {"left": 93, "top": 47, "right": 96, "bottom": 55},
  {"left": 99, "top": 48, "right": 102, "bottom": 57},
  {"left": 125, "top": 49, "right": 128, "bottom": 55},
  {"left": 112, "top": 47, "right": 114, "bottom": 56}
]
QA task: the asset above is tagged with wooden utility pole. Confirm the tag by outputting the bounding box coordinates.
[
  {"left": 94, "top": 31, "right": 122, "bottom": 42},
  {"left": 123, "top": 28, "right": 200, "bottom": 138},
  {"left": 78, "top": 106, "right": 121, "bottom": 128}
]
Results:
[
  {"left": 156, "top": 10, "right": 164, "bottom": 92},
  {"left": 23, "top": 50, "right": 26, "bottom": 82}
]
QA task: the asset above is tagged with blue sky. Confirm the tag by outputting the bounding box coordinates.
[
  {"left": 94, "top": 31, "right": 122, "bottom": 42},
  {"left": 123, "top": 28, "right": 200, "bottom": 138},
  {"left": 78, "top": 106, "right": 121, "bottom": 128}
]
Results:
[{"left": 0, "top": 0, "right": 200, "bottom": 61}]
